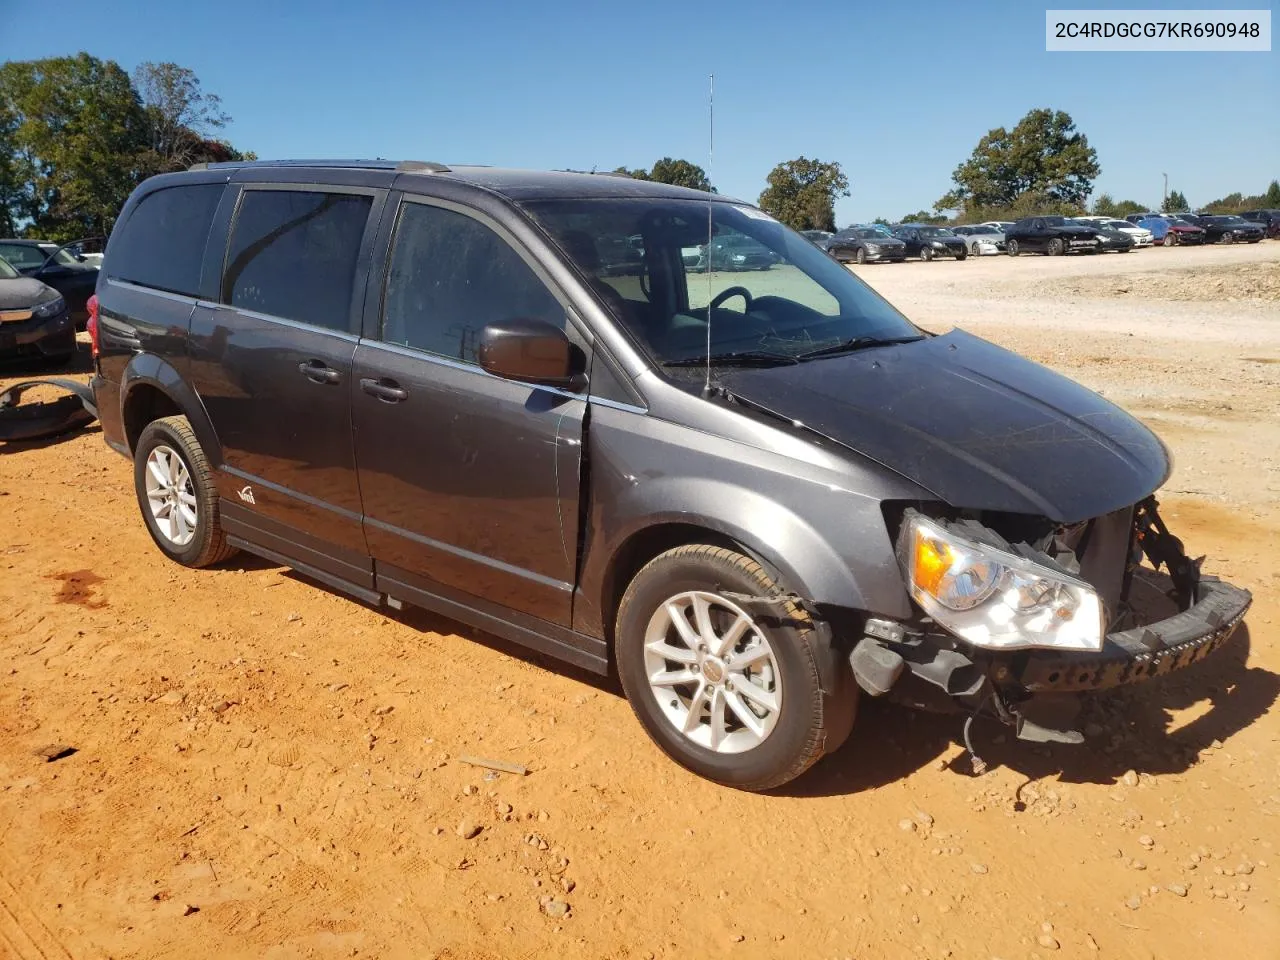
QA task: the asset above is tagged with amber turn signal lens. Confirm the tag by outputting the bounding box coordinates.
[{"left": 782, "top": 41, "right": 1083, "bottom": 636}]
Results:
[{"left": 913, "top": 530, "right": 954, "bottom": 597}]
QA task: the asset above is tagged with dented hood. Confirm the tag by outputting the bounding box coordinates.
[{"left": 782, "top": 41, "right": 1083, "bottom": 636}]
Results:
[{"left": 716, "top": 329, "right": 1170, "bottom": 523}]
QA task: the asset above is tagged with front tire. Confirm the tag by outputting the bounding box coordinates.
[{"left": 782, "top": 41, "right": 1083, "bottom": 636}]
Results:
[
  {"left": 855, "top": 247, "right": 867, "bottom": 264},
  {"left": 1047, "top": 237, "right": 1065, "bottom": 256},
  {"left": 615, "top": 545, "right": 854, "bottom": 790},
  {"left": 1007, "top": 239, "right": 1020, "bottom": 256},
  {"left": 134, "top": 415, "right": 238, "bottom": 568},
  {"left": 955, "top": 249, "right": 967, "bottom": 261},
  {"left": 1165, "top": 231, "right": 1178, "bottom": 247},
  {"left": 919, "top": 246, "right": 934, "bottom": 261}
]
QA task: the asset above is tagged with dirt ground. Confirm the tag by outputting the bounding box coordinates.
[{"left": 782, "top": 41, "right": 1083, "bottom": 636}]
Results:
[{"left": 1, "top": 242, "right": 1278, "bottom": 960}]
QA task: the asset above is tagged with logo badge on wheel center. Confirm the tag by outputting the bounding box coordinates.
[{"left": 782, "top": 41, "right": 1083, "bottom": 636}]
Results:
[{"left": 701, "top": 658, "right": 725, "bottom": 684}]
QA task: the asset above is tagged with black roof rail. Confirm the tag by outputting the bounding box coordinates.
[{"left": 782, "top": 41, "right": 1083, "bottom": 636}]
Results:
[
  {"left": 395, "top": 160, "right": 452, "bottom": 173},
  {"left": 184, "top": 159, "right": 452, "bottom": 173}
]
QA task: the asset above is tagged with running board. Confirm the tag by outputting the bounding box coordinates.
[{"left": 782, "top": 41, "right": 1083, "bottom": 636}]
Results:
[{"left": 225, "top": 536, "right": 384, "bottom": 606}]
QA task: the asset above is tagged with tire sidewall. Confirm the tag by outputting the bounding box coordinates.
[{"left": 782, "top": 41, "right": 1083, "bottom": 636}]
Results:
[
  {"left": 616, "top": 552, "right": 824, "bottom": 789},
  {"left": 133, "top": 419, "right": 215, "bottom": 566}
]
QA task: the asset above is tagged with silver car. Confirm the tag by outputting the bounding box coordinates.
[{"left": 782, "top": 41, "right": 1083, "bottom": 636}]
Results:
[{"left": 952, "top": 224, "right": 1006, "bottom": 256}]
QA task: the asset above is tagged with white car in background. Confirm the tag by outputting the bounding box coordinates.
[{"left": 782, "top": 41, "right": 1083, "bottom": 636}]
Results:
[
  {"left": 1074, "top": 217, "right": 1154, "bottom": 247},
  {"left": 951, "top": 224, "right": 1006, "bottom": 256},
  {"left": 980, "top": 220, "right": 1015, "bottom": 234}
]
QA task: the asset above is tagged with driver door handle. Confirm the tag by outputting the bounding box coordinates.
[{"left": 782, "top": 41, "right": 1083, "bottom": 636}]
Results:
[
  {"left": 298, "top": 360, "right": 342, "bottom": 384},
  {"left": 360, "top": 377, "right": 408, "bottom": 403}
]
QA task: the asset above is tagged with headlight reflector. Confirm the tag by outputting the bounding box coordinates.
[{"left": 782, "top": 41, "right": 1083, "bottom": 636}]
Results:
[
  {"left": 33, "top": 295, "right": 65, "bottom": 318},
  {"left": 901, "top": 514, "right": 1104, "bottom": 651}
]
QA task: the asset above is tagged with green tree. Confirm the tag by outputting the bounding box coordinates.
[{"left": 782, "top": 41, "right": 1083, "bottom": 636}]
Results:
[
  {"left": 1162, "top": 190, "right": 1190, "bottom": 213},
  {"left": 1264, "top": 180, "right": 1280, "bottom": 208},
  {"left": 900, "top": 209, "right": 947, "bottom": 224},
  {"left": 1, "top": 53, "right": 251, "bottom": 241},
  {"left": 0, "top": 53, "right": 149, "bottom": 240},
  {"left": 647, "top": 157, "right": 711, "bottom": 192},
  {"left": 937, "top": 108, "right": 1100, "bottom": 215},
  {"left": 1093, "top": 193, "right": 1149, "bottom": 218},
  {"left": 757, "top": 157, "right": 849, "bottom": 231},
  {"left": 133, "top": 61, "right": 231, "bottom": 174},
  {"left": 611, "top": 165, "right": 650, "bottom": 180}
]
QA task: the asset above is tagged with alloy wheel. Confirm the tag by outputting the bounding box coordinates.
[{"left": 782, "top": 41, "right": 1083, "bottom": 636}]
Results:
[
  {"left": 144, "top": 444, "right": 198, "bottom": 547},
  {"left": 643, "top": 591, "right": 781, "bottom": 754}
]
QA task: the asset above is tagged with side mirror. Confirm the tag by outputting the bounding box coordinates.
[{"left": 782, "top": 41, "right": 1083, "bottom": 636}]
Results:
[{"left": 479, "top": 319, "right": 585, "bottom": 390}]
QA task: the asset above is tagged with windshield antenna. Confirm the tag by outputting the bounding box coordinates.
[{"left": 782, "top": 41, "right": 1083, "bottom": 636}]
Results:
[{"left": 703, "top": 73, "right": 714, "bottom": 397}]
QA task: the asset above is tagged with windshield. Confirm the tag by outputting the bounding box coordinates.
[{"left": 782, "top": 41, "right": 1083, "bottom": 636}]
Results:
[
  {"left": 850, "top": 228, "right": 885, "bottom": 239},
  {"left": 968, "top": 225, "right": 997, "bottom": 234},
  {"left": 1105, "top": 220, "right": 1132, "bottom": 229},
  {"left": 37, "top": 244, "right": 80, "bottom": 266},
  {"left": 917, "top": 226, "right": 955, "bottom": 237},
  {"left": 526, "top": 198, "right": 920, "bottom": 365},
  {"left": 0, "top": 256, "right": 18, "bottom": 280},
  {"left": 1217, "top": 216, "right": 1246, "bottom": 224}
]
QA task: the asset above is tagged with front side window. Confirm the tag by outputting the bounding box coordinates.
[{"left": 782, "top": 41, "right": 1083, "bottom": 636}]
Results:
[
  {"left": 0, "top": 256, "right": 18, "bottom": 280},
  {"left": 107, "top": 184, "right": 224, "bottom": 297},
  {"left": 527, "top": 198, "right": 918, "bottom": 366},
  {"left": 0, "top": 243, "right": 45, "bottom": 269},
  {"left": 381, "top": 201, "right": 565, "bottom": 364},
  {"left": 222, "top": 189, "right": 372, "bottom": 331}
]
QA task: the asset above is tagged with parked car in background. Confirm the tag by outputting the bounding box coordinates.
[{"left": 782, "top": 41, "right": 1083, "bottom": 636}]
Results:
[
  {"left": 88, "top": 159, "right": 1251, "bottom": 789},
  {"left": 890, "top": 224, "right": 967, "bottom": 261},
  {"left": 800, "top": 230, "right": 835, "bottom": 252},
  {"left": 1098, "top": 219, "right": 1153, "bottom": 247},
  {"left": 0, "top": 254, "right": 76, "bottom": 366},
  {"left": 1004, "top": 216, "right": 1100, "bottom": 256},
  {"left": 1195, "top": 215, "right": 1265, "bottom": 244},
  {"left": 951, "top": 224, "right": 1006, "bottom": 256},
  {"left": 1091, "top": 223, "right": 1135, "bottom": 253},
  {"left": 1238, "top": 209, "right": 1280, "bottom": 238},
  {"left": 827, "top": 227, "right": 907, "bottom": 264},
  {"left": 704, "top": 234, "right": 780, "bottom": 271},
  {"left": 0, "top": 239, "right": 99, "bottom": 326},
  {"left": 1138, "top": 217, "right": 1205, "bottom": 246},
  {"left": 980, "top": 220, "right": 1016, "bottom": 233}
]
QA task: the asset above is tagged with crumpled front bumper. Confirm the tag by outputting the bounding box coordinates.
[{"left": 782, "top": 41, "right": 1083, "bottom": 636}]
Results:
[{"left": 1006, "top": 576, "right": 1251, "bottom": 693}]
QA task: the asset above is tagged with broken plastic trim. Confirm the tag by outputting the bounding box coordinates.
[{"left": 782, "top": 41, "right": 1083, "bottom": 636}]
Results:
[{"left": 0, "top": 379, "right": 99, "bottom": 442}]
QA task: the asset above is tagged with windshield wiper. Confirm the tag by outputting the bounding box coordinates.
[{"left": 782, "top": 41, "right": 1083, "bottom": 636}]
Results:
[
  {"left": 794, "top": 335, "right": 925, "bottom": 361},
  {"left": 663, "top": 350, "right": 799, "bottom": 367}
]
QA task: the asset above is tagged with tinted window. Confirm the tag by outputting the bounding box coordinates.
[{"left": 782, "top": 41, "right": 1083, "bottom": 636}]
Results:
[
  {"left": 107, "top": 184, "right": 223, "bottom": 296},
  {"left": 382, "top": 202, "right": 564, "bottom": 363},
  {"left": 0, "top": 243, "right": 46, "bottom": 269},
  {"left": 223, "top": 189, "right": 372, "bottom": 331}
]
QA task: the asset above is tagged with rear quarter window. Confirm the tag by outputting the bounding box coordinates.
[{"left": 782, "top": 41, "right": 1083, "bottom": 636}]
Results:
[{"left": 106, "top": 183, "right": 224, "bottom": 297}]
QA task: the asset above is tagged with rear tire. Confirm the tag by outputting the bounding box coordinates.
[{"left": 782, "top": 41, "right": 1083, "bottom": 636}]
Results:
[
  {"left": 955, "top": 249, "right": 967, "bottom": 261},
  {"left": 134, "top": 415, "right": 238, "bottom": 569},
  {"left": 615, "top": 544, "right": 855, "bottom": 791},
  {"left": 1006, "top": 239, "right": 1019, "bottom": 256},
  {"left": 919, "top": 246, "right": 934, "bottom": 261},
  {"left": 1165, "top": 231, "right": 1178, "bottom": 247}
]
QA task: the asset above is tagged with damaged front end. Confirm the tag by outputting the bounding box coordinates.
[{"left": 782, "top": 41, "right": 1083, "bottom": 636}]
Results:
[{"left": 849, "top": 498, "right": 1252, "bottom": 753}]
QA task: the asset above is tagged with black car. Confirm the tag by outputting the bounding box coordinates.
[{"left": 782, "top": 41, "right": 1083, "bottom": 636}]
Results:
[
  {"left": 800, "top": 230, "right": 835, "bottom": 252},
  {"left": 1092, "top": 224, "right": 1135, "bottom": 253},
  {"left": 1238, "top": 209, "right": 1280, "bottom": 238},
  {"left": 0, "top": 254, "right": 76, "bottom": 365},
  {"left": 890, "top": 225, "right": 967, "bottom": 261},
  {"left": 87, "top": 160, "right": 1251, "bottom": 790},
  {"left": 827, "top": 227, "right": 907, "bottom": 264},
  {"left": 1194, "top": 215, "right": 1265, "bottom": 244},
  {"left": 0, "top": 239, "right": 99, "bottom": 326},
  {"left": 1004, "top": 216, "right": 1100, "bottom": 256}
]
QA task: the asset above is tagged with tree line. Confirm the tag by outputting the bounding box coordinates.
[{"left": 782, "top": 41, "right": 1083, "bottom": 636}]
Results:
[
  {"left": 1, "top": 53, "right": 253, "bottom": 241},
  {"left": 2, "top": 57, "right": 1275, "bottom": 244}
]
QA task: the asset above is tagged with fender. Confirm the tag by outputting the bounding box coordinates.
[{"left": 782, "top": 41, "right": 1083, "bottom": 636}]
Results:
[
  {"left": 119, "top": 353, "right": 222, "bottom": 466},
  {"left": 578, "top": 474, "right": 914, "bottom": 641}
]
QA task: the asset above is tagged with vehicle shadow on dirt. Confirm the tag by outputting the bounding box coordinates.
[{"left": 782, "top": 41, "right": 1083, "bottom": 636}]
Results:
[
  {"left": 260, "top": 564, "right": 1276, "bottom": 799},
  {"left": 790, "top": 624, "right": 1277, "bottom": 798}
]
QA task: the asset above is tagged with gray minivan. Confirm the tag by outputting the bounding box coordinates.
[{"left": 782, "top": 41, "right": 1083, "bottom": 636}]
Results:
[{"left": 88, "top": 160, "right": 1251, "bottom": 789}]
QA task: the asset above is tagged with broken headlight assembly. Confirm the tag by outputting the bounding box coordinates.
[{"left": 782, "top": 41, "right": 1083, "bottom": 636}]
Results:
[{"left": 898, "top": 513, "right": 1104, "bottom": 652}]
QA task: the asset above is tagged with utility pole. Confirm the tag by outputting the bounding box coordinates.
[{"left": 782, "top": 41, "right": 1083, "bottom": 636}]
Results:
[{"left": 1163, "top": 172, "right": 1168, "bottom": 209}]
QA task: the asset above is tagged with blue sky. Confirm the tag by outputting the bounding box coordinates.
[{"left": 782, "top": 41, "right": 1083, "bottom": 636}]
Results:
[{"left": 2, "top": 0, "right": 1275, "bottom": 223}]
